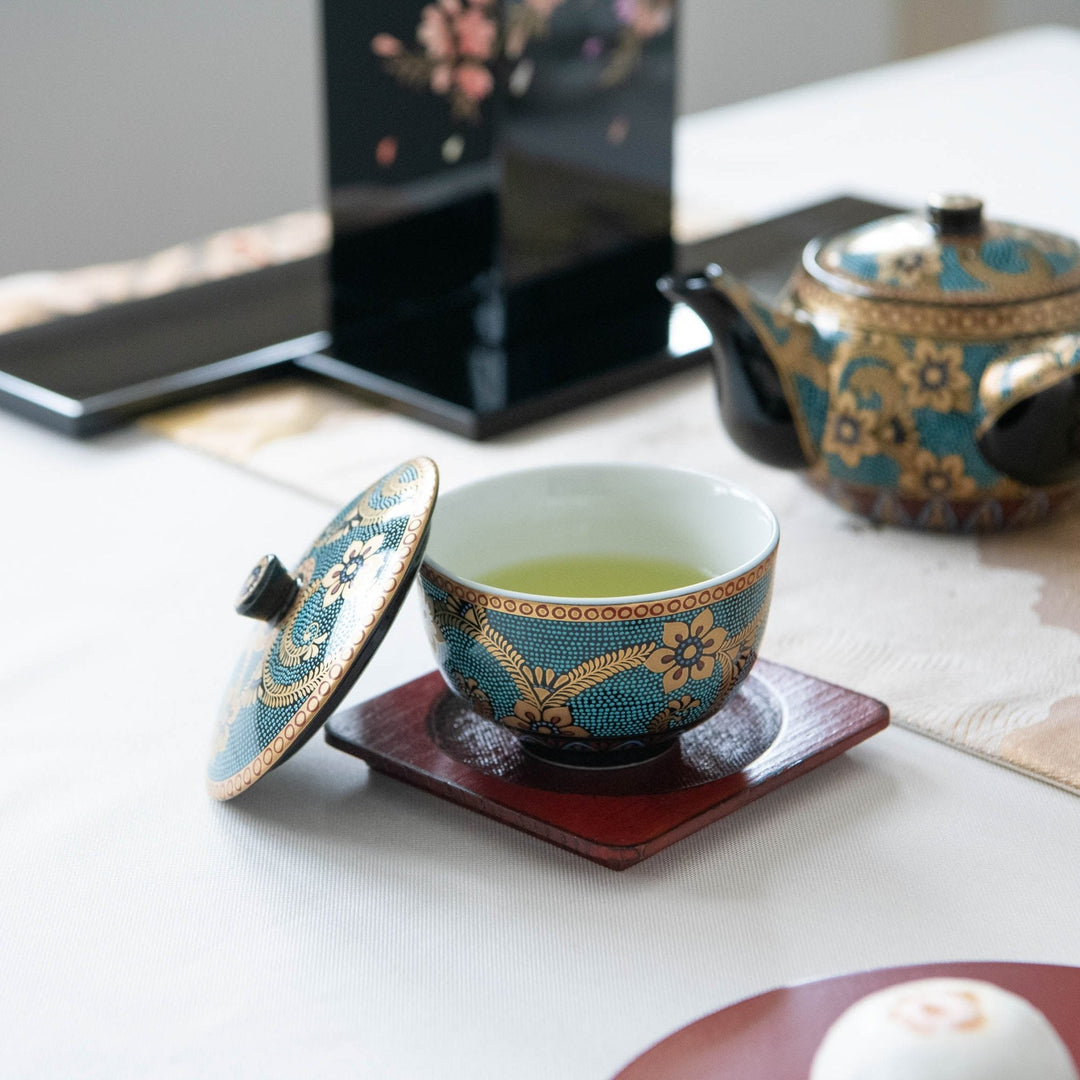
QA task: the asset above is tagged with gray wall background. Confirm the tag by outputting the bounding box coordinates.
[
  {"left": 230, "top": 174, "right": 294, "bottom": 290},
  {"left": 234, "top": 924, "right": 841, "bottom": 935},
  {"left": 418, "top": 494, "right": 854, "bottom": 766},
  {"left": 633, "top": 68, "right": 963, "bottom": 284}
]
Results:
[
  {"left": 3, "top": 0, "right": 1079, "bottom": 275},
  {"left": 680, "top": 0, "right": 1080, "bottom": 113}
]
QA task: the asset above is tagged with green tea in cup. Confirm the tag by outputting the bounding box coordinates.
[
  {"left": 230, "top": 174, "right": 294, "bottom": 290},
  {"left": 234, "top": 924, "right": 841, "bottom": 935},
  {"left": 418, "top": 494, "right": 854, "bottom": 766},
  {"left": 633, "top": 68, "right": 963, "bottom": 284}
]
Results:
[
  {"left": 418, "top": 462, "right": 780, "bottom": 766},
  {"left": 480, "top": 553, "right": 711, "bottom": 598}
]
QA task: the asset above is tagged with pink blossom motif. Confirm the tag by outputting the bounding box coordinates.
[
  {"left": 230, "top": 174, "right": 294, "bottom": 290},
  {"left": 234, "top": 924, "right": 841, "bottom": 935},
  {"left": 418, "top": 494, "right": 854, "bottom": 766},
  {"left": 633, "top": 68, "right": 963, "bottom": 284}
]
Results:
[
  {"left": 456, "top": 6, "right": 498, "bottom": 58},
  {"left": 375, "top": 135, "right": 398, "bottom": 168},
  {"left": 505, "top": 25, "right": 528, "bottom": 59},
  {"left": 607, "top": 115, "right": 630, "bottom": 144},
  {"left": 504, "top": 0, "right": 566, "bottom": 58},
  {"left": 582, "top": 36, "right": 604, "bottom": 59},
  {"left": 418, "top": 3, "right": 457, "bottom": 60},
  {"left": 614, "top": 0, "right": 673, "bottom": 37},
  {"left": 455, "top": 61, "right": 494, "bottom": 101},
  {"left": 525, "top": 0, "right": 567, "bottom": 14},
  {"left": 371, "top": 33, "right": 403, "bottom": 58},
  {"left": 601, "top": 0, "right": 674, "bottom": 86},
  {"left": 374, "top": 0, "right": 499, "bottom": 122},
  {"left": 430, "top": 63, "right": 454, "bottom": 94},
  {"left": 371, "top": 0, "right": 663, "bottom": 125}
]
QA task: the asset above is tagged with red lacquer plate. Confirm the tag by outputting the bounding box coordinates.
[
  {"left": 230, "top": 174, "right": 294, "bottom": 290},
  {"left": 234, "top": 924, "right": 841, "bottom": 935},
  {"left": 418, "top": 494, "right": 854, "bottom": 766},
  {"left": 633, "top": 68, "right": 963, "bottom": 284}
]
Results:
[{"left": 613, "top": 961, "right": 1080, "bottom": 1079}]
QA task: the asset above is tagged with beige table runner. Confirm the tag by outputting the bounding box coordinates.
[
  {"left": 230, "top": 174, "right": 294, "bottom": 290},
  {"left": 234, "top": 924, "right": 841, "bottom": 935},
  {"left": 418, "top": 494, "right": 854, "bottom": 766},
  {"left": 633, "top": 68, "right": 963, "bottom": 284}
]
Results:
[{"left": 142, "top": 367, "right": 1080, "bottom": 794}]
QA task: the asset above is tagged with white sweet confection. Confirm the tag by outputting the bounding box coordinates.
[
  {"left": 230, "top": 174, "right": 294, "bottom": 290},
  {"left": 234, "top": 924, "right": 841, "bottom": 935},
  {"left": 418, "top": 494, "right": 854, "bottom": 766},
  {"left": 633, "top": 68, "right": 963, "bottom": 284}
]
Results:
[{"left": 809, "top": 978, "right": 1079, "bottom": 1080}]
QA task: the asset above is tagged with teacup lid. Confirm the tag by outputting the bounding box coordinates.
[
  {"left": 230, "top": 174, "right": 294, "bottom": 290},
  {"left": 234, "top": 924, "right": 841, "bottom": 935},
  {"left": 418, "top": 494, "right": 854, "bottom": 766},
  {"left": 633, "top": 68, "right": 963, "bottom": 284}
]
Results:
[
  {"left": 808, "top": 195, "right": 1080, "bottom": 304},
  {"left": 207, "top": 457, "right": 439, "bottom": 800}
]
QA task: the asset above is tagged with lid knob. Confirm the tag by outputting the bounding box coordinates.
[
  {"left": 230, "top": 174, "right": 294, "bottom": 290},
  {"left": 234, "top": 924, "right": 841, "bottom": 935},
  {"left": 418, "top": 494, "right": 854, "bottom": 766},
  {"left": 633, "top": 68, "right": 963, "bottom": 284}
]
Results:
[
  {"left": 928, "top": 194, "right": 984, "bottom": 237},
  {"left": 235, "top": 555, "right": 299, "bottom": 622}
]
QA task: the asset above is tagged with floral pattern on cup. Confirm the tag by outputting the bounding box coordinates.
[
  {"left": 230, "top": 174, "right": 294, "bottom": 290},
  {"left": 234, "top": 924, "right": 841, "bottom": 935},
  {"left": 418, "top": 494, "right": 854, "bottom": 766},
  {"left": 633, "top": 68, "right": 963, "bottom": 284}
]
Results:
[
  {"left": 643, "top": 609, "right": 726, "bottom": 695},
  {"left": 420, "top": 557, "right": 773, "bottom": 753},
  {"left": 647, "top": 695, "right": 701, "bottom": 734}
]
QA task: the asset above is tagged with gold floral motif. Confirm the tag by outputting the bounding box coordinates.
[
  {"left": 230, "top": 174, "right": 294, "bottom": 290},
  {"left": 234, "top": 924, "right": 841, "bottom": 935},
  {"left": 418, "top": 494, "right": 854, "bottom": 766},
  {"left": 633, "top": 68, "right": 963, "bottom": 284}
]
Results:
[
  {"left": 899, "top": 449, "right": 978, "bottom": 499},
  {"left": 729, "top": 638, "right": 759, "bottom": 689},
  {"left": 209, "top": 457, "right": 438, "bottom": 801},
  {"left": 647, "top": 695, "right": 701, "bottom": 734},
  {"left": 643, "top": 603, "right": 769, "bottom": 704},
  {"left": 429, "top": 594, "right": 653, "bottom": 737},
  {"left": 322, "top": 534, "right": 387, "bottom": 607},
  {"left": 643, "top": 608, "right": 727, "bottom": 694},
  {"left": 212, "top": 671, "right": 263, "bottom": 756},
  {"left": 276, "top": 598, "right": 330, "bottom": 666},
  {"left": 843, "top": 328, "right": 911, "bottom": 367},
  {"left": 504, "top": 700, "right": 591, "bottom": 739},
  {"left": 876, "top": 247, "right": 942, "bottom": 289},
  {"left": 255, "top": 657, "right": 326, "bottom": 711},
  {"left": 318, "top": 466, "right": 423, "bottom": 544},
  {"left": 872, "top": 409, "right": 920, "bottom": 463},
  {"left": 211, "top": 627, "right": 274, "bottom": 755},
  {"left": 899, "top": 341, "right": 972, "bottom": 412},
  {"left": 821, "top": 390, "right": 881, "bottom": 468},
  {"left": 453, "top": 675, "right": 494, "bottom": 722}
]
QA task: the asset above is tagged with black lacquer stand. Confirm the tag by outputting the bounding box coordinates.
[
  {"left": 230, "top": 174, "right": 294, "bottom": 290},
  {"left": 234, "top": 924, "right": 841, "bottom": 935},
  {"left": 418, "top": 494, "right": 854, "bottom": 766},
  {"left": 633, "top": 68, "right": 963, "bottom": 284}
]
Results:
[{"left": 0, "top": 197, "right": 901, "bottom": 438}]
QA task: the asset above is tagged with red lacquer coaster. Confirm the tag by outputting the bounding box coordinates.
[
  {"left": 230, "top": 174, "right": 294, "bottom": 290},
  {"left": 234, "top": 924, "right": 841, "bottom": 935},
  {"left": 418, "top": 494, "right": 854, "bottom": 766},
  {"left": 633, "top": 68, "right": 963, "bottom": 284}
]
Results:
[
  {"left": 612, "top": 961, "right": 1080, "bottom": 1078},
  {"left": 324, "top": 658, "right": 888, "bottom": 870}
]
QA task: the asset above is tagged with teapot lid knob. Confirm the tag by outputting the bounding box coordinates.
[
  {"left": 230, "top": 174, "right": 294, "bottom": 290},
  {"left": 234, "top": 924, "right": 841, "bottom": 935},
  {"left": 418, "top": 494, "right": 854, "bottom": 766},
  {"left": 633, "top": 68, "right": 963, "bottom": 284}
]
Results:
[
  {"left": 927, "top": 194, "right": 984, "bottom": 236},
  {"left": 235, "top": 554, "right": 299, "bottom": 622}
]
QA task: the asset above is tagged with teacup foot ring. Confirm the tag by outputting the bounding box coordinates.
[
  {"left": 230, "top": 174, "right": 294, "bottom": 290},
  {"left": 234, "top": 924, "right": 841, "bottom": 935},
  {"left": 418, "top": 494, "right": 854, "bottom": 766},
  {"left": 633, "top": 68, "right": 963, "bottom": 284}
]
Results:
[{"left": 519, "top": 738, "right": 677, "bottom": 770}]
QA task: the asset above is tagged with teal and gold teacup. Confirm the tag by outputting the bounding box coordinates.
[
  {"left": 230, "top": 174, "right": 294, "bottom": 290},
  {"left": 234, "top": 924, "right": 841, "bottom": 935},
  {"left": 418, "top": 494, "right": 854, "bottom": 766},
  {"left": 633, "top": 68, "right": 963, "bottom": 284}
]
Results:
[{"left": 418, "top": 464, "right": 779, "bottom": 766}]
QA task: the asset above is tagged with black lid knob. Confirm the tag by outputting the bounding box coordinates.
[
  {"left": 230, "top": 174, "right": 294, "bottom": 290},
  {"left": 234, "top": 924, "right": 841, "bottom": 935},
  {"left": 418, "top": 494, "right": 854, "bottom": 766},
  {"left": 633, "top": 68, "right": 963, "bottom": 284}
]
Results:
[
  {"left": 928, "top": 194, "right": 984, "bottom": 237},
  {"left": 235, "top": 555, "right": 299, "bottom": 622}
]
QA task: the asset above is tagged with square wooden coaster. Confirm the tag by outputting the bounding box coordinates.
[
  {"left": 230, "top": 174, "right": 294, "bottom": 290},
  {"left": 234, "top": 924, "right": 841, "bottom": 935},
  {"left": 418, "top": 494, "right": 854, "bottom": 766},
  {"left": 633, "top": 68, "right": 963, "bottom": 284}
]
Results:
[{"left": 324, "top": 659, "right": 889, "bottom": 869}]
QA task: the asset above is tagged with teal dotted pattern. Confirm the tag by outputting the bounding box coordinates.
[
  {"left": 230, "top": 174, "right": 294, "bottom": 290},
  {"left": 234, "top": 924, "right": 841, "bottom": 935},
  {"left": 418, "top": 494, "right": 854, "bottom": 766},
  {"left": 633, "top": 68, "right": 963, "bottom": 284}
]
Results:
[
  {"left": 420, "top": 562, "right": 774, "bottom": 746},
  {"left": 209, "top": 459, "right": 437, "bottom": 798},
  {"left": 823, "top": 214, "right": 1080, "bottom": 300}
]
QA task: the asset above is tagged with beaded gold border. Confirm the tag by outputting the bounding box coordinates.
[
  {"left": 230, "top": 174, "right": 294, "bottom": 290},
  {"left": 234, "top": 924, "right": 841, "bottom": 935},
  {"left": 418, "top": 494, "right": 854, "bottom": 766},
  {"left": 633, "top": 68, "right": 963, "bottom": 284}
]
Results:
[
  {"left": 795, "top": 272, "right": 1080, "bottom": 340},
  {"left": 208, "top": 456, "right": 439, "bottom": 801},
  {"left": 805, "top": 464, "right": 1080, "bottom": 527},
  {"left": 418, "top": 548, "right": 777, "bottom": 622}
]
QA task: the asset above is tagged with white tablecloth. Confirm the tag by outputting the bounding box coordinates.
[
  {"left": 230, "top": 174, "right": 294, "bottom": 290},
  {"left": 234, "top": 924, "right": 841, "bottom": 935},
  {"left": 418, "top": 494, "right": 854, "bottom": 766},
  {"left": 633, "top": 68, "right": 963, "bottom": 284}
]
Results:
[{"left": 4, "top": 27, "right": 1080, "bottom": 1080}]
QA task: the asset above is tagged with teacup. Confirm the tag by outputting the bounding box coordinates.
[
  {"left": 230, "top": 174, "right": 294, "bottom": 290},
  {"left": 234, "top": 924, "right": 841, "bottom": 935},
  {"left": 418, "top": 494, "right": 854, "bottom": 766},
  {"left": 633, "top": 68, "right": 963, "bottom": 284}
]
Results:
[{"left": 418, "top": 463, "right": 779, "bottom": 766}]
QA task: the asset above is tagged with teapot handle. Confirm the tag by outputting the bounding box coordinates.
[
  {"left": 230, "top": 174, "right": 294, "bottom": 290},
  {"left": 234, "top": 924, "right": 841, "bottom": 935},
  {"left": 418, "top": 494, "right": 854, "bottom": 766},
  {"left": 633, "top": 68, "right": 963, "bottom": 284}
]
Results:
[{"left": 977, "top": 334, "right": 1080, "bottom": 487}]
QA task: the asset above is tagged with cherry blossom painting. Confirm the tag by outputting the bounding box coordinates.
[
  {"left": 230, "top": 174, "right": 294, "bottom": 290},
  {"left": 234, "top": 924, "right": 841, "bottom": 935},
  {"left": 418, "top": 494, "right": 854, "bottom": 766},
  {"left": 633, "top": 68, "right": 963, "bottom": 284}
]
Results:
[
  {"left": 320, "top": 0, "right": 676, "bottom": 432},
  {"left": 370, "top": 0, "right": 676, "bottom": 124}
]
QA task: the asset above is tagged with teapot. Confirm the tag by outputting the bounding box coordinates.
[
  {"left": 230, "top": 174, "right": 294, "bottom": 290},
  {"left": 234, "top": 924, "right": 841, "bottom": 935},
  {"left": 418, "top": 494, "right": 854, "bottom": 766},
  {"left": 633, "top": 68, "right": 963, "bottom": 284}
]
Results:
[{"left": 661, "top": 196, "right": 1080, "bottom": 530}]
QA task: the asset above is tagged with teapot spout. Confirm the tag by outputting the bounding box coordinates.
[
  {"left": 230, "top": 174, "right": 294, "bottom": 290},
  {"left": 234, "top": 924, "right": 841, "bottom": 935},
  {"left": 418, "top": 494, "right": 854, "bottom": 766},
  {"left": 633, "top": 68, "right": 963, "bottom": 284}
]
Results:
[
  {"left": 658, "top": 268, "right": 810, "bottom": 469},
  {"left": 977, "top": 334, "right": 1080, "bottom": 487}
]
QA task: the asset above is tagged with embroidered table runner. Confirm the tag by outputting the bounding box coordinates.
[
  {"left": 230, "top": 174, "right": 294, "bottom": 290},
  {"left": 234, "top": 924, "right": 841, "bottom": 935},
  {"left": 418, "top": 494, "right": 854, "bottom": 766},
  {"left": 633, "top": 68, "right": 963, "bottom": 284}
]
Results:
[{"left": 141, "top": 367, "right": 1080, "bottom": 794}]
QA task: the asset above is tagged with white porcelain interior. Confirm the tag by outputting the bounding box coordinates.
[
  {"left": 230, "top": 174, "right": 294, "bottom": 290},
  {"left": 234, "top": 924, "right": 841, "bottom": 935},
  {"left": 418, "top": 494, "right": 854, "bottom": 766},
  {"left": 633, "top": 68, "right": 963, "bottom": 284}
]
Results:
[{"left": 423, "top": 463, "right": 779, "bottom": 601}]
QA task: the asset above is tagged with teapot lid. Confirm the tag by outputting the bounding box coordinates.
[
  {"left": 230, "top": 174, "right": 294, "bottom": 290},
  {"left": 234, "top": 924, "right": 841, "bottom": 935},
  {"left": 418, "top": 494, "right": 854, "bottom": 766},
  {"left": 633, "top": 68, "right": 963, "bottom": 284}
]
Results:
[
  {"left": 809, "top": 195, "right": 1080, "bottom": 304},
  {"left": 207, "top": 457, "right": 439, "bottom": 800}
]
